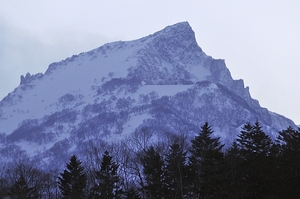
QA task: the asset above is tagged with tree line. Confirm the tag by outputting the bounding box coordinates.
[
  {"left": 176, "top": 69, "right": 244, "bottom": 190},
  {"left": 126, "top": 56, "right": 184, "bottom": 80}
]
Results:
[{"left": 1, "top": 121, "right": 300, "bottom": 198}]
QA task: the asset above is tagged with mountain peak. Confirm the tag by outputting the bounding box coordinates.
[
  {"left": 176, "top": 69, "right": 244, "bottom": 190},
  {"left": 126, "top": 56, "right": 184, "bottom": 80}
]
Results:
[
  {"left": 0, "top": 22, "right": 296, "bottom": 169},
  {"left": 158, "top": 21, "right": 193, "bottom": 35},
  {"left": 122, "top": 22, "right": 205, "bottom": 85},
  {"left": 150, "top": 22, "right": 197, "bottom": 47}
]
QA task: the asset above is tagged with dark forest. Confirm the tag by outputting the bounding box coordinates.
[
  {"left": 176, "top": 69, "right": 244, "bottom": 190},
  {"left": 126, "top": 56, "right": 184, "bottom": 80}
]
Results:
[{"left": 1, "top": 121, "right": 299, "bottom": 199}]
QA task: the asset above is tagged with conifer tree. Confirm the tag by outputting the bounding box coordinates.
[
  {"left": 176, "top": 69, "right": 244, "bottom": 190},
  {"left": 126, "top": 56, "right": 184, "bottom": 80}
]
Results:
[
  {"left": 164, "top": 141, "right": 188, "bottom": 199},
  {"left": 140, "top": 146, "right": 165, "bottom": 199},
  {"left": 10, "top": 174, "right": 39, "bottom": 199},
  {"left": 236, "top": 121, "right": 274, "bottom": 198},
  {"left": 90, "top": 150, "right": 121, "bottom": 199},
  {"left": 188, "top": 122, "right": 225, "bottom": 199},
  {"left": 275, "top": 127, "right": 300, "bottom": 198},
  {"left": 58, "top": 155, "right": 87, "bottom": 199},
  {"left": 237, "top": 121, "right": 272, "bottom": 157},
  {"left": 277, "top": 126, "right": 300, "bottom": 152},
  {"left": 224, "top": 141, "right": 246, "bottom": 198}
]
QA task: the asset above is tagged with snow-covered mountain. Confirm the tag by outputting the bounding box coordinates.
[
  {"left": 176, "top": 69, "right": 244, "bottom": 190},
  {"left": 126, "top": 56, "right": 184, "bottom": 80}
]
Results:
[{"left": 0, "top": 22, "right": 296, "bottom": 167}]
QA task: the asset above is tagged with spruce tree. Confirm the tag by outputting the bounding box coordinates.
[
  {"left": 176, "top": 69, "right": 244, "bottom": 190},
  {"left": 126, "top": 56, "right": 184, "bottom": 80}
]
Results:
[
  {"left": 90, "top": 150, "right": 121, "bottom": 199},
  {"left": 225, "top": 141, "right": 243, "bottom": 199},
  {"left": 164, "top": 141, "right": 188, "bottom": 199},
  {"left": 224, "top": 141, "right": 247, "bottom": 198},
  {"left": 236, "top": 121, "right": 274, "bottom": 198},
  {"left": 58, "top": 155, "right": 87, "bottom": 199},
  {"left": 237, "top": 121, "right": 272, "bottom": 157},
  {"left": 10, "top": 174, "right": 39, "bottom": 199},
  {"left": 140, "top": 146, "right": 165, "bottom": 199},
  {"left": 277, "top": 126, "right": 300, "bottom": 152},
  {"left": 188, "top": 122, "right": 225, "bottom": 199},
  {"left": 275, "top": 127, "right": 300, "bottom": 198}
]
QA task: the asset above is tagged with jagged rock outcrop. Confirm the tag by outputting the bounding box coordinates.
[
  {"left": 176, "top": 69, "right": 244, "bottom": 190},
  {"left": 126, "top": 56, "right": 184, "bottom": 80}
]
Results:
[{"left": 0, "top": 22, "right": 296, "bottom": 168}]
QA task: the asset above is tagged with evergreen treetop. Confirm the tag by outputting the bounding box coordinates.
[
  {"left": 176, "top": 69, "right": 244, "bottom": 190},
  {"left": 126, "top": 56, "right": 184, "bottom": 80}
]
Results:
[
  {"left": 90, "top": 150, "right": 121, "bottom": 199},
  {"left": 58, "top": 155, "right": 87, "bottom": 199}
]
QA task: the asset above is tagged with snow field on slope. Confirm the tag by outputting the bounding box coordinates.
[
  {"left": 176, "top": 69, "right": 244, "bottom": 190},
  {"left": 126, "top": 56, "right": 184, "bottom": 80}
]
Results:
[{"left": 0, "top": 40, "right": 141, "bottom": 134}]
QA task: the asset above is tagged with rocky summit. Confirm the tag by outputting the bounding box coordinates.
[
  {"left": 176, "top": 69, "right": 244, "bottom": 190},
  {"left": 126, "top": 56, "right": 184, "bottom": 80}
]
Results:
[{"left": 0, "top": 22, "right": 296, "bottom": 168}]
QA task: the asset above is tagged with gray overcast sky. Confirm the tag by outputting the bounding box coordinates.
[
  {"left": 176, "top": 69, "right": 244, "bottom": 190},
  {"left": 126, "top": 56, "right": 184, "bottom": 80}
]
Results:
[{"left": 0, "top": 1, "right": 300, "bottom": 124}]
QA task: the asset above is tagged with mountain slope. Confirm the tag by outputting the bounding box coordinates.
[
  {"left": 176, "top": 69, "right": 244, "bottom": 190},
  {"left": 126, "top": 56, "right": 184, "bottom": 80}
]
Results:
[{"left": 0, "top": 22, "right": 296, "bottom": 167}]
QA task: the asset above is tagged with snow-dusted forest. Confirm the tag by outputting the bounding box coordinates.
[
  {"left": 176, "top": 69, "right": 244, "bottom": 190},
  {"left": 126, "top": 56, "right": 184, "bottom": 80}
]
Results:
[{"left": 1, "top": 121, "right": 299, "bottom": 198}]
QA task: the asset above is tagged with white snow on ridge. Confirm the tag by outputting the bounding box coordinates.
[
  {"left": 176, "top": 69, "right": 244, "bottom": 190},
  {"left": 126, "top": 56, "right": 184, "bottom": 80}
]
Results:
[
  {"left": 0, "top": 22, "right": 209, "bottom": 135},
  {"left": 0, "top": 39, "right": 143, "bottom": 134},
  {"left": 0, "top": 22, "right": 297, "bottom": 166},
  {"left": 136, "top": 85, "right": 193, "bottom": 98}
]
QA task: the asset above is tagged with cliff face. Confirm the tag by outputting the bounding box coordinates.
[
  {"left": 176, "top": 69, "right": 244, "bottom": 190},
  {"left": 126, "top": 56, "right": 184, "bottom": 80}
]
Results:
[{"left": 0, "top": 22, "right": 295, "bottom": 168}]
